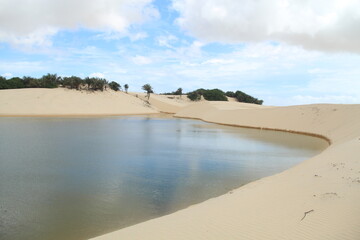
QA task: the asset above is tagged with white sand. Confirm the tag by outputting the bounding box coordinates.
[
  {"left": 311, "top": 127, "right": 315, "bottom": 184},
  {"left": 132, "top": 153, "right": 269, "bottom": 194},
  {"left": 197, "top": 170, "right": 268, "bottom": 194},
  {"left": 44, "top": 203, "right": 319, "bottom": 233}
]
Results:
[
  {"left": 92, "top": 102, "right": 360, "bottom": 240},
  {"left": 0, "top": 88, "right": 158, "bottom": 116},
  {"left": 129, "top": 92, "right": 192, "bottom": 113},
  {"left": 1, "top": 89, "right": 359, "bottom": 239}
]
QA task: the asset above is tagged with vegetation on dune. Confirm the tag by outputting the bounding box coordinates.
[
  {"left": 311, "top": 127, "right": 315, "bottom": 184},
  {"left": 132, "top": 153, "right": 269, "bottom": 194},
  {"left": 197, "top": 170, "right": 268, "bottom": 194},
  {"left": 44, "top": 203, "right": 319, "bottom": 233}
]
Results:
[
  {"left": 202, "top": 89, "right": 228, "bottom": 101},
  {"left": 187, "top": 91, "right": 201, "bottom": 101},
  {"left": 225, "top": 91, "right": 236, "bottom": 98},
  {"left": 82, "top": 77, "right": 108, "bottom": 91},
  {"left": 226, "top": 90, "right": 263, "bottom": 105},
  {"left": 162, "top": 88, "right": 183, "bottom": 97},
  {"left": 186, "top": 88, "right": 263, "bottom": 105},
  {"left": 0, "top": 76, "right": 24, "bottom": 89},
  {"left": 0, "top": 74, "right": 62, "bottom": 89},
  {"left": 175, "top": 88, "right": 183, "bottom": 96},
  {"left": 0, "top": 74, "right": 124, "bottom": 93},
  {"left": 62, "top": 76, "right": 83, "bottom": 90},
  {"left": 142, "top": 84, "right": 153, "bottom": 99},
  {"left": 0, "top": 74, "right": 263, "bottom": 104},
  {"left": 41, "top": 73, "right": 61, "bottom": 88},
  {"left": 108, "top": 81, "right": 121, "bottom": 91},
  {"left": 187, "top": 88, "right": 228, "bottom": 101}
]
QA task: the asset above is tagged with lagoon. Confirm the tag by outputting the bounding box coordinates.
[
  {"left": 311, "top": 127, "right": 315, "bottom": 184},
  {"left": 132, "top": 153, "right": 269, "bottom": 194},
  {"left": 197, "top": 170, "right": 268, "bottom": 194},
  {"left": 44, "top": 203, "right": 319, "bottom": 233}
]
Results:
[{"left": 0, "top": 115, "right": 327, "bottom": 240}]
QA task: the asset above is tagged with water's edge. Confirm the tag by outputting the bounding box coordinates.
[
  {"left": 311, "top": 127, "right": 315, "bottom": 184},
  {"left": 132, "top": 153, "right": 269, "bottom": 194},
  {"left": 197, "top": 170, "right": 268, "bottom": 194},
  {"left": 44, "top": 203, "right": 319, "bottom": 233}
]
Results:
[
  {"left": 89, "top": 114, "right": 330, "bottom": 238},
  {"left": 0, "top": 114, "right": 329, "bottom": 240}
]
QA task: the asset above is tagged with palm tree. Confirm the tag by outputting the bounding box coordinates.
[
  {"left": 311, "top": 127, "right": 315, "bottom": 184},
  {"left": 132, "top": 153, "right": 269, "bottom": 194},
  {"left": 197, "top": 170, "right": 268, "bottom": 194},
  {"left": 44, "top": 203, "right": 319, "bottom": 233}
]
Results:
[
  {"left": 175, "top": 88, "right": 183, "bottom": 98},
  {"left": 41, "top": 73, "right": 61, "bottom": 88},
  {"left": 85, "top": 77, "right": 93, "bottom": 90},
  {"left": 63, "top": 76, "right": 83, "bottom": 90},
  {"left": 124, "top": 84, "right": 129, "bottom": 93},
  {"left": 142, "top": 84, "right": 153, "bottom": 99}
]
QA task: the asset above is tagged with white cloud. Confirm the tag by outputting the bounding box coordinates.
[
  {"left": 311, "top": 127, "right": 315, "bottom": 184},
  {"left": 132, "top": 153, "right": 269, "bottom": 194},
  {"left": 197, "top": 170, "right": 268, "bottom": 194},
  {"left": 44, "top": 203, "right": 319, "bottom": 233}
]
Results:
[
  {"left": 202, "top": 58, "right": 234, "bottom": 65},
  {"left": 157, "top": 35, "right": 178, "bottom": 48},
  {"left": 308, "top": 68, "right": 334, "bottom": 74},
  {"left": 108, "top": 63, "right": 128, "bottom": 74},
  {"left": 89, "top": 72, "right": 105, "bottom": 78},
  {"left": 174, "top": 40, "right": 205, "bottom": 58},
  {"left": 0, "top": 61, "right": 45, "bottom": 74},
  {"left": 1, "top": 73, "right": 13, "bottom": 78},
  {"left": 129, "top": 32, "right": 148, "bottom": 41},
  {"left": 307, "top": 74, "right": 360, "bottom": 95},
  {"left": 131, "top": 55, "right": 152, "bottom": 65},
  {"left": 0, "top": 0, "right": 158, "bottom": 47},
  {"left": 292, "top": 95, "right": 360, "bottom": 105},
  {"left": 172, "top": 0, "right": 360, "bottom": 53}
]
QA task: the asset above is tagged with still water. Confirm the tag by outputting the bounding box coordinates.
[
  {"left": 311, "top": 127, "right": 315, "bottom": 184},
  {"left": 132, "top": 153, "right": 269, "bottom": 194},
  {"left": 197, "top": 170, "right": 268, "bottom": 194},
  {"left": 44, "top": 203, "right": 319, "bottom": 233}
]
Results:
[{"left": 0, "top": 115, "right": 327, "bottom": 240}]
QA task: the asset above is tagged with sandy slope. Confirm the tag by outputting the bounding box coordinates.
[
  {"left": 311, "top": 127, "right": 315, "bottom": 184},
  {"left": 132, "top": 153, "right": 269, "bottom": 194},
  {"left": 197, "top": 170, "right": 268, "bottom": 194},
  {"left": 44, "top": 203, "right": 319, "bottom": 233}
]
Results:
[
  {"left": 92, "top": 102, "right": 360, "bottom": 240},
  {"left": 129, "top": 92, "right": 192, "bottom": 113},
  {"left": 0, "top": 88, "right": 158, "bottom": 116}
]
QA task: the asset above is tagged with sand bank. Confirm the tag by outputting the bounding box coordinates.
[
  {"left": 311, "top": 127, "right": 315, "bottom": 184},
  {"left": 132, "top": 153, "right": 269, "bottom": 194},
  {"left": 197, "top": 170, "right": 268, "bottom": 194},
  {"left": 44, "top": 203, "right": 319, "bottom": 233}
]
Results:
[
  {"left": 0, "top": 88, "right": 159, "bottom": 116},
  {"left": 92, "top": 101, "right": 360, "bottom": 240}
]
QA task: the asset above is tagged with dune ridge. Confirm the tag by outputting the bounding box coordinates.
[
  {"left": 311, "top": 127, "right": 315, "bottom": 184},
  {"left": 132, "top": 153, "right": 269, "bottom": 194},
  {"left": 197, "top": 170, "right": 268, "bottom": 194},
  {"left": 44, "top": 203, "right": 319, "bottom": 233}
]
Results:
[{"left": 0, "top": 88, "right": 158, "bottom": 116}]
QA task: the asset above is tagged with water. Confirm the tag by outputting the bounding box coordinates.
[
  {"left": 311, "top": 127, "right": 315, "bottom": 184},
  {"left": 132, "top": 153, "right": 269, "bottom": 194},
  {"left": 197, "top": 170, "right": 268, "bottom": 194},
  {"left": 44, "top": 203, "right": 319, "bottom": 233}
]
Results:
[{"left": 0, "top": 115, "right": 327, "bottom": 240}]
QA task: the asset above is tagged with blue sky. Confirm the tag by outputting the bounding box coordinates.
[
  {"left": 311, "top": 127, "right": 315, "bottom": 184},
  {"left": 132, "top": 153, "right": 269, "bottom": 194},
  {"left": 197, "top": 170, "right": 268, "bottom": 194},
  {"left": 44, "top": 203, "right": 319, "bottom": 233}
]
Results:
[{"left": 0, "top": 0, "right": 359, "bottom": 106}]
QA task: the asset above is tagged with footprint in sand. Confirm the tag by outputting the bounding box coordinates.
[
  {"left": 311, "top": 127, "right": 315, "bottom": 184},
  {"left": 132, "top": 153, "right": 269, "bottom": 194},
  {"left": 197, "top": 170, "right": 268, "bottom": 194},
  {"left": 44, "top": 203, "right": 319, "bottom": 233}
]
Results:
[{"left": 320, "top": 192, "right": 339, "bottom": 199}]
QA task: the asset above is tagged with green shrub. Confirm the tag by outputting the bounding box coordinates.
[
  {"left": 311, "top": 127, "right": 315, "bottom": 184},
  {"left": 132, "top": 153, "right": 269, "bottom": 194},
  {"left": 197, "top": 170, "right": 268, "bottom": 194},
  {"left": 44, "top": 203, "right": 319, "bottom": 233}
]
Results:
[
  {"left": 225, "top": 91, "right": 235, "bottom": 98},
  {"left": 162, "top": 88, "right": 183, "bottom": 96},
  {"left": 0, "top": 76, "right": 7, "bottom": 89},
  {"left": 187, "top": 88, "right": 227, "bottom": 101},
  {"left": 187, "top": 91, "right": 201, "bottom": 101},
  {"left": 202, "top": 89, "right": 228, "bottom": 101},
  {"left": 62, "top": 76, "right": 84, "bottom": 90},
  {"left": 234, "top": 90, "right": 263, "bottom": 105},
  {"left": 41, "top": 74, "right": 60, "bottom": 88},
  {"left": 0, "top": 74, "right": 117, "bottom": 93},
  {"left": 109, "top": 81, "right": 121, "bottom": 91},
  {"left": 0, "top": 77, "right": 25, "bottom": 89}
]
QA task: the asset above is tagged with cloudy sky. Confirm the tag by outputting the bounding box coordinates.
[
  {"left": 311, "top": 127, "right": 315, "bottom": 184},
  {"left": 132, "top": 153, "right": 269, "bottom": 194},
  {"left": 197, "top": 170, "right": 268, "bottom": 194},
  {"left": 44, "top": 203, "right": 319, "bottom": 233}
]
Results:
[{"left": 0, "top": 0, "right": 359, "bottom": 105}]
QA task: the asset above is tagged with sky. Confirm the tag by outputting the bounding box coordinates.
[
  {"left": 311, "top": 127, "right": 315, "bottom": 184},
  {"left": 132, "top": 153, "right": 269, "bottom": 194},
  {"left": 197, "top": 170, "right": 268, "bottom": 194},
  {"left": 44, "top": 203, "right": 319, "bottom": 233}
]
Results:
[{"left": 0, "top": 0, "right": 359, "bottom": 106}]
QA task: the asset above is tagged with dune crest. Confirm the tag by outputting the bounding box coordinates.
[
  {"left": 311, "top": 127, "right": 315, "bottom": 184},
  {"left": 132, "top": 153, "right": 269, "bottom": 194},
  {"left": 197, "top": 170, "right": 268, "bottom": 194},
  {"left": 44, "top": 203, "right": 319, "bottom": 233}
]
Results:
[{"left": 0, "top": 88, "right": 158, "bottom": 116}]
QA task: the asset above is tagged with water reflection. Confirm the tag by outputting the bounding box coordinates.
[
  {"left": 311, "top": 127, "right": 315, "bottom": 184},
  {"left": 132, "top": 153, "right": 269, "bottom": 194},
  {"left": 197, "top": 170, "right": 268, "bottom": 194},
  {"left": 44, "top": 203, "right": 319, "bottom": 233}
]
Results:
[{"left": 0, "top": 116, "right": 327, "bottom": 240}]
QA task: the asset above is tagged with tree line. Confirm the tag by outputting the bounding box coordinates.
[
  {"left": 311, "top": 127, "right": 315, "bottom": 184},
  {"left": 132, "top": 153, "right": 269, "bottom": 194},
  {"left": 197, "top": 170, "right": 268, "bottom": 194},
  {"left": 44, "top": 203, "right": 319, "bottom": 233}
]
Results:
[
  {"left": 185, "top": 88, "right": 263, "bottom": 105},
  {"left": 0, "top": 75, "right": 263, "bottom": 104},
  {"left": 162, "top": 88, "right": 183, "bottom": 97},
  {"left": 0, "top": 74, "right": 129, "bottom": 92},
  {"left": 159, "top": 86, "right": 263, "bottom": 105}
]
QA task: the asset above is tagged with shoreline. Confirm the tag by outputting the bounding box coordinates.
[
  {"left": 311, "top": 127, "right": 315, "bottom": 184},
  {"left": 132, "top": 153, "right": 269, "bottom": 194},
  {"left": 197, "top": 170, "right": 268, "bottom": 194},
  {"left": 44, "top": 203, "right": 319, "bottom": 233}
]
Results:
[
  {"left": 0, "top": 112, "right": 170, "bottom": 118},
  {"left": 0, "top": 112, "right": 331, "bottom": 144},
  {"left": 174, "top": 115, "right": 332, "bottom": 145},
  {"left": 92, "top": 102, "right": 360, "bottom": 240}
]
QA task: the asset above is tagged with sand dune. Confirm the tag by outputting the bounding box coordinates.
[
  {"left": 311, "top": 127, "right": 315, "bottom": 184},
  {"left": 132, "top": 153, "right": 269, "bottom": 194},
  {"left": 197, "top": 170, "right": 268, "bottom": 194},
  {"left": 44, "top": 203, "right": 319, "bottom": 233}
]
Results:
[
  {"left": 1, "top": 89, "right": 359, "bottom": 239},
  {"left": 0, "top": 88, "right": 158, "bottom": 116},
  {"left": 92, "top": 102, "right": 360, "bottom": 240},
  {"left": 129, "top": 92, "right": 192, "bottom": 113}
]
